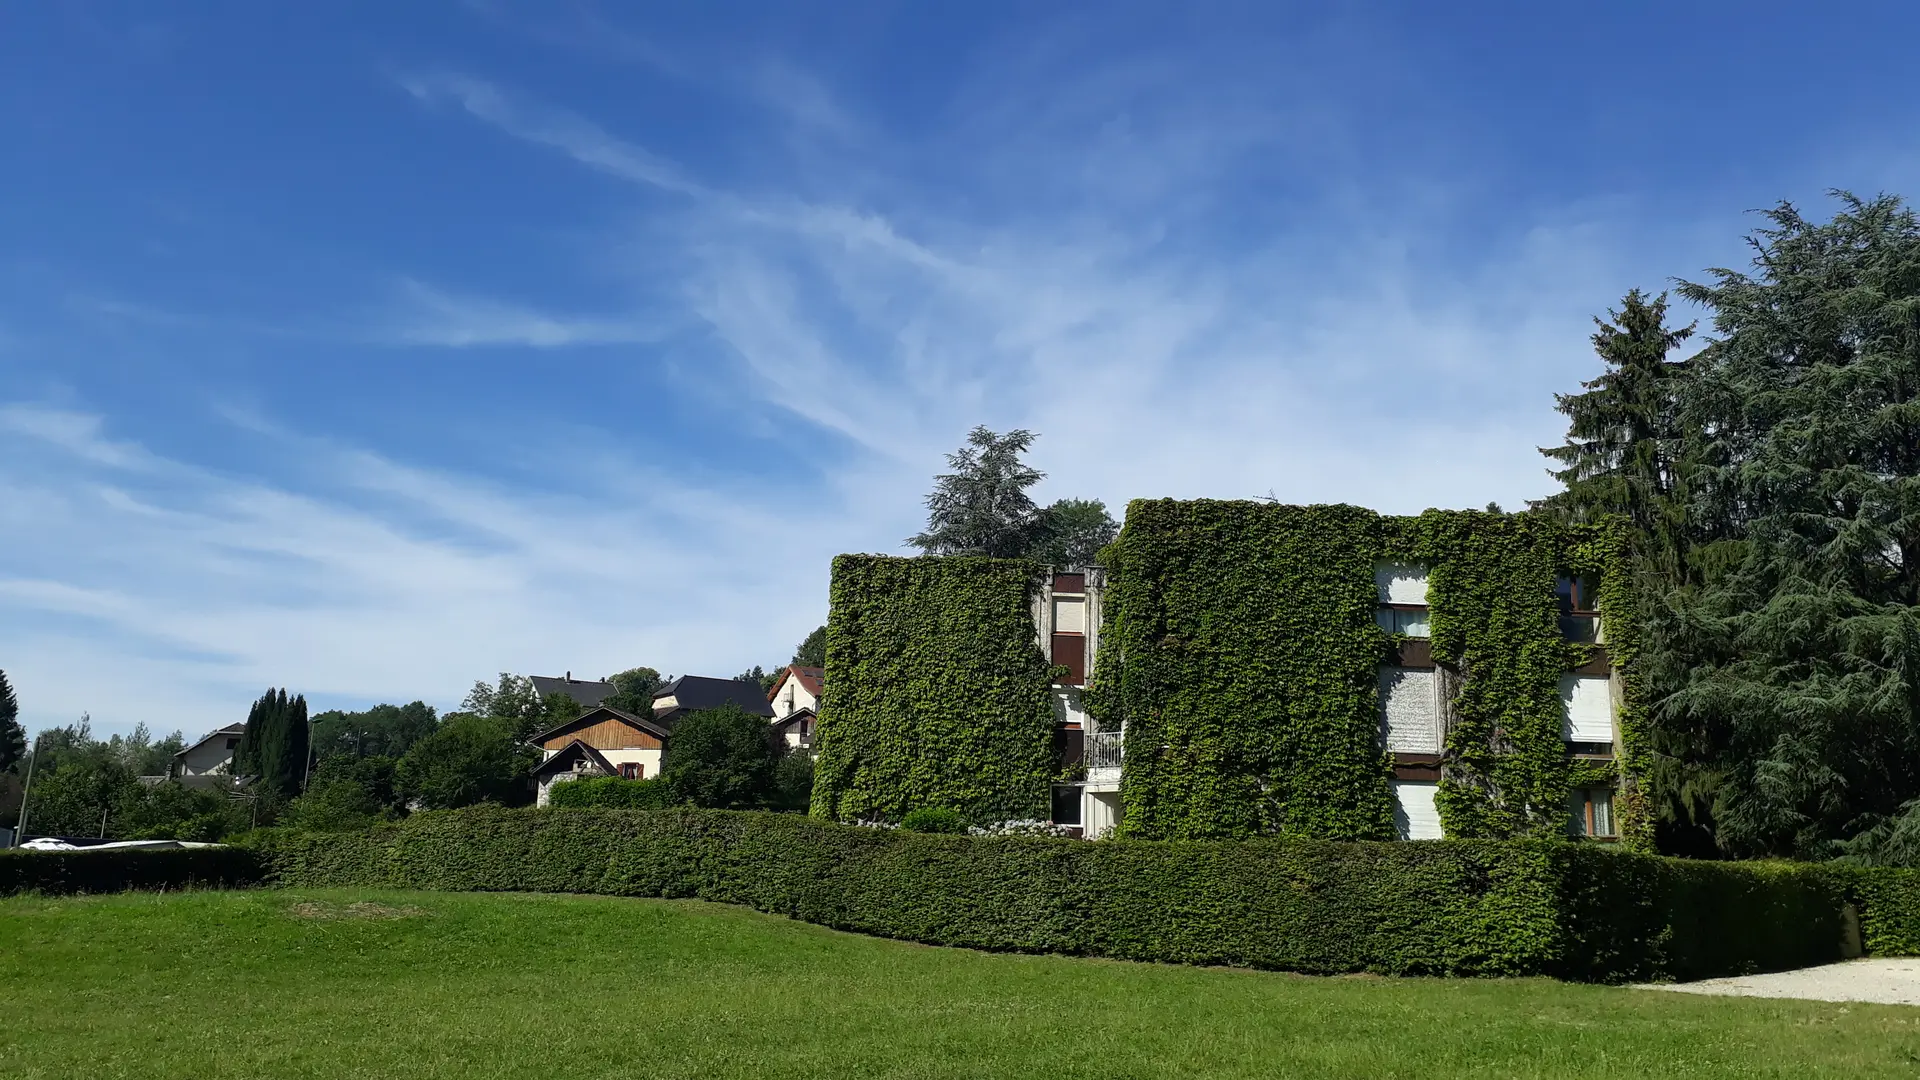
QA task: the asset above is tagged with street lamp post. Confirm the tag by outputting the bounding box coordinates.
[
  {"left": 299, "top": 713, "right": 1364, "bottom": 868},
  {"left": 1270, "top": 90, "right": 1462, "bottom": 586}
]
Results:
[{"left": 14, "top": 733, "right": 41, "bottom": 847}]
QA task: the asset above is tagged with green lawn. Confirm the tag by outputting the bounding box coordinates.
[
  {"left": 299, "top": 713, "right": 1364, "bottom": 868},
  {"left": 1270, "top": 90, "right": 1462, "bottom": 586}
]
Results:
[{"left": 2, "top": 889, "right": 1917, "bottom": 1079}]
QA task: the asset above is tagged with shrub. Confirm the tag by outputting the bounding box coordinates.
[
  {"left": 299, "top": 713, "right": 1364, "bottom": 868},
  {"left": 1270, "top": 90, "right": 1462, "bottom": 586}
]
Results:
[
  {"left": 396, "top": 714, "right": 535, "bottom": 809},
  {"left": 549, "top": 776, "right": 675, "bottom": 809},
  {"left": 900, "top": 807, "right": 967, "bottom": 833},
  {"left": 659, "top": 705, "right": 778, "bottom": 809},
  {"left": 0, "top": 846, "right": 263, "bottom": 896},
  {"left": 280, "top": 779, "right": 386, "bottom": 832},
  {"left": 248, "top": 806, "right": 1920, "bottom": 982}
]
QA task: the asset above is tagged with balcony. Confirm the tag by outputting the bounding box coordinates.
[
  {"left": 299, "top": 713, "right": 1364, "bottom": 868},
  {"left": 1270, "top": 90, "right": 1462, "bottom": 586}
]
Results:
[{"left": 1087, "top": 730, "right": 1124, "bottom": 770}]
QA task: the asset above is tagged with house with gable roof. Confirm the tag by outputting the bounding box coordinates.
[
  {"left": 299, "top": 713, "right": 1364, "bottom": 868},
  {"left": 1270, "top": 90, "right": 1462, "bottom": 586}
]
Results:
[{"left": 527, "top": 675, "right": 776, "bottom": 806}]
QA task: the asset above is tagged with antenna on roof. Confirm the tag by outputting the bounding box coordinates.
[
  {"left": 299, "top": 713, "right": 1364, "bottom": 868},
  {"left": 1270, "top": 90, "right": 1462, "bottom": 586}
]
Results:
[{"left": 565, "top": 671, "right": 572, "bottom": 681}]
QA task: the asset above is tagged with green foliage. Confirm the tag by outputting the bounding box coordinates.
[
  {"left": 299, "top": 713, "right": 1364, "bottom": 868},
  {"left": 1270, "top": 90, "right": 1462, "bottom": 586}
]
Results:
[
  {"left": 0, "top": 668, "right": 22, "bottom": 775},
  {"left": 1093, "top": 501, "right": 1642, "bottom": 846},
  {"left": 235, "top": 688, "right": 310, "bottom": 798},
  {"left": 548, "top": 775, "right": 675, "bottom": 809},
  {"left": 395, "top": 715, "right": 533, "bottom": 810},
  {"left": 733, "top": 666, "right": 777, "bottom": 693},
  {"left": 660, "top": 704, "right": 777, "bottom": 809},
  {"left": 908, "top": 426, "right": 1048, "bottom": 557},
  {"left": 18, "top": 760, "right": 248, "bottom": 841},
  {"left": 535, "top": 692, "right": 582, "bottom": 737},
  {"left": 791, "top": 625, "right": 827, "bottom": 668},
  {"left": 460, "top": 673, "right": 543, "bottom": 733},
  {"left": 1658, "top": 195, "right": 1920, "bottom": 859},
  {"left": 1093, "top": 501, "right": 1397, "bottom": 840},
  {"left": 251, "top": 807, "right": 1918, "bottom": 982},
  {"left": 309, "top": 702, "right": 438, "bottom": 763},
  {"left": 601, "top": 667, "right": 662, "bottom": 716},
  {"left": 0, "top": 847, "right": 263, "bottom": 896},
  {"left": 813, "top": 555, "right": 1056, "bottom": 824},
  {"left": 276, "top": 756, "right": 404, "bottom": 834},
  {"left": 768, "top": 752, "right": 814, "bottom": 813},
  {"left": 1030, "top": 498, "right": 1120, "bottom": 568},
  {"left": 899, "top": 807, "right": 968, "bottom": 833}
]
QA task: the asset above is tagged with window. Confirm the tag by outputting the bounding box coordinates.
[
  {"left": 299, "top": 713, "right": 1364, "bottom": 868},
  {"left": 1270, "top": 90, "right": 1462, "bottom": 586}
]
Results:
[
  {"left": 1559, "top": 675, "right": 1614, "bottom": 743},
  {"left": 1050, "top": 785, "right": 1083, "bottom": 826},
  {"left": 1391, "top": 780, "right": 1443, "bottom": 840},
  {"left": 1556, "top": 575, "right": 1600, "bottom": 642},
  {"left": 1568, "top": 788, "right": 1615, "bottom": 837},
  {"left": 1374, "top": 563, "right": 1430, "bottom": 638},
  {"left": 1053, "top": 597, "right": 1086, "bottom": 634},
  {"left": 1378, "top": 667, "right": 1439, "bottom": 754},
  {"left": 620, "top": 763, "right": 641, "bottom": 780},
  {"left": 1377, "top": 607, "right": 1431, "bottom": 637}
]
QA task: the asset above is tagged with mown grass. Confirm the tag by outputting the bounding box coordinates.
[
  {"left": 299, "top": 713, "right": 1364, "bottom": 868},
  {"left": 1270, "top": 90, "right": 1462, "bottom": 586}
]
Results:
[{"left": 2, "top": 888, "right": 1917, "bottom": 1079}]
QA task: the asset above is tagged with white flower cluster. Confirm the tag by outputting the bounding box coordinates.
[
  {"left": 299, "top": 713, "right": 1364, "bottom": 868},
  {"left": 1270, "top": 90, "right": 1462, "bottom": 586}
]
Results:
[{"left": 967, "top": 819, "right": 1078, "bottom": 838}]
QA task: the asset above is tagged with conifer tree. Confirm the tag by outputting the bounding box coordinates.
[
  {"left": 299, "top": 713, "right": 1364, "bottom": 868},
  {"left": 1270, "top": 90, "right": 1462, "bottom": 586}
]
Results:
[
  {"left": 908, "top": 427, "right": 1047, "bottom": 558},
  {"left": 1667, "top": 194, "right": 1920, "bottom": 858},
  {"left": 234, "top": 687, "right": 311, "bottom": 798},
  {"left": 0, "top": 668, "right": 23, "bottom": 774}
]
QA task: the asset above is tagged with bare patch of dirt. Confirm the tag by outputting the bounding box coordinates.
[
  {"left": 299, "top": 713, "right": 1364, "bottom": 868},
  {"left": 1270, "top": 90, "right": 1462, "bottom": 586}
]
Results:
[{"left": 287, "top": 900, "right": 428, "bottom": 921}]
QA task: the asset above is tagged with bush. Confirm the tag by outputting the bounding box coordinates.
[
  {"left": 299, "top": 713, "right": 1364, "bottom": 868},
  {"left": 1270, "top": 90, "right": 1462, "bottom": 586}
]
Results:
[
  {"left": 0, "top": 846, "right": 263, "bottom": 896},
  {"left": 396, "top": 714, "right": 534, "bottom": 810},
  {"left": 659, "top": 705, "right": 778, "bottom": 809},
  {"left": 280, "top": 779, "right": 386, "bottom": 832},
  {"left": 900, "top": 807, "right": 968, "bottom": 833},
  {"left": 247, "top": 806, "right": 1920, "bottom": 982},
  {"left": 548, "top": 776, "right": 675, "bottom": 809}
]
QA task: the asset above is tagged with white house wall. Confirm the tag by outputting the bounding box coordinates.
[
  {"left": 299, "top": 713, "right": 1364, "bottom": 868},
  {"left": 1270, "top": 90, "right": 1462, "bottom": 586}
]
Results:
[{"left": 1374, "top": 563, "right": 1430, "bottom": 605}]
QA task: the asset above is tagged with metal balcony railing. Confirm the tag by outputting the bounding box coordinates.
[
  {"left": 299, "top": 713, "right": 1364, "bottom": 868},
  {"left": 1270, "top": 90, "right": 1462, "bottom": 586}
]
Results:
[{"left": 1087, "top": 730, "right": 1125, "bottom": 769}]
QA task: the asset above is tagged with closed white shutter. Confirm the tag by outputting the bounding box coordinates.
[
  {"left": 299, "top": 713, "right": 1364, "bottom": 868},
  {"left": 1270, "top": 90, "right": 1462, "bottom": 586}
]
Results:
[
  {"left": 1053, "top": 597, "right": 1085, "bottom": 634},
  {"left": 1559, "top": 675, "right": 1614, "bottom": 742},
  {"left": 1392, "top": 780, "right": 1443, "bottom": 840},
  {"left": 1374, "top": 563, "right": 1430, "bottom": 605},
  {"left": 1379, "top": 667, "right": 1439, "bottom": 754}
]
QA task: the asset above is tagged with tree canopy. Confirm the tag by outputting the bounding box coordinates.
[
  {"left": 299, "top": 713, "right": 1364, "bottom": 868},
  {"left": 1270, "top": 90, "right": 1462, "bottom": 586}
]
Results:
[
  {"left": 396, "top": 713, "right": 534, "bottom": 810},
  {"left": 0, "top": 669, "right": 22, "bottom": 775},
  {"left": 907, "top": 427, "right": 1117, "bottom": 567},
  {"left": 234, "top": 688, "right": 310, "bottom": 799},
  {"left": 791, "top": 626, "right": 827, "bottom": 668},
  {"left": 659, "top": 704, "right": 778, "bottom": 809}
]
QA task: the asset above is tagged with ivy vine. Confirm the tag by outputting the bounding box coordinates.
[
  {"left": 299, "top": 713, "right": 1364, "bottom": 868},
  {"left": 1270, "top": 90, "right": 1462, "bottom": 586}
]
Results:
[
  {"left": 1093, "top": 502, "right": 1647, "bottom": 849},
  {"left": 811, "top": 555, "right": 1056, "bottom": 824}
]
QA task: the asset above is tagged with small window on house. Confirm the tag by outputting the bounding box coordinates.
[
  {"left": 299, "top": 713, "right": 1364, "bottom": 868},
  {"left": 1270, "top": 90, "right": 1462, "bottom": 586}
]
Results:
[
  {"left": 1378, "top": 667, "right": 1440, "bottom": 754},
  {"left": 1053, "top": 596, "right": 1086, "bottom": 635},
  {"left": 1391, "top": 780, "right": 1443, "bottom": 840},
  {"left": 1050, "top": 785, "right": 1083, "bottom": 826},
  {"left": 1568, "top": 788, "right": 1615, "bottom": 838},
  {"left": 1559, "top": 675, "right": 1614, "bottom": 743},
  {"left": 1557, "top": 575, "right": 1601, "bottom": 642},
  {"left": 1375, "top": 563, "right": 1430, "bottom": 638},
  {"left": 620, "top": 763, "right": 641, "bottom": 780}
]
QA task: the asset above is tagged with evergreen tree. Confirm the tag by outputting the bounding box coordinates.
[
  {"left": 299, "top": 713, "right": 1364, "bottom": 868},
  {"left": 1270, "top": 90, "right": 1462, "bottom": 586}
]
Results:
[
  {"left": 0, "top": 668, "right": 23, "bottom": 774},
  {"left": 908, "top": 426, "right": 1047, "bottom": 557},
  {"left": 1535, "top": 289, "right": 1720, "bottom": 854},
  {"left": 1667, "top": 194, "right": 1920, "bottom": 859},
  {"left": 1537, "top": 289, "right": 1697, "bottom": 580},
  {"left": 235, "top": 688, "right": 310, "bottom": 798}
]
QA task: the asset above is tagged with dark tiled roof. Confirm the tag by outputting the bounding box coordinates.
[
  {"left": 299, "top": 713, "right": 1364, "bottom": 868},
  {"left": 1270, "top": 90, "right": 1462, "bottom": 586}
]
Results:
[
  {"left": 529, "top": 675, "right": 617, "bottom": 709},
  {"left": 652, "top": 676, "right": 775, "bottom": 717}
]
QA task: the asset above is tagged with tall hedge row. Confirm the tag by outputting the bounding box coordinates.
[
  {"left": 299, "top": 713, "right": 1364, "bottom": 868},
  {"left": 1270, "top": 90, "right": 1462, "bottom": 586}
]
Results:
[
  {"left": 0, "top": 846, "right": 264, "bottom": 896},
  {"left": 811, "top": 555, "right": 1057, "bottom": 824},
  {"left": 245, "top": 806, "right": 1918, "bottom": 982}
]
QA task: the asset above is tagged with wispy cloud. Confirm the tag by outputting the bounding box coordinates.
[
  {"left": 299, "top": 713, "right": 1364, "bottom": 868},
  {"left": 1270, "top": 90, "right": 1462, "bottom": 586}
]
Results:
[
  {"left": 401, "top": 72, "right": 707, "bottom": 198},
  {"left": 383, "top": 280, "right": 673, "bottom": 348}
]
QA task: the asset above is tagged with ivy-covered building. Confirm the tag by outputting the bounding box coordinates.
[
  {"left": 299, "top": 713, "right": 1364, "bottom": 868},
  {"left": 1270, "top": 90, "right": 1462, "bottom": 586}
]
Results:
[{"left": 812, "top": 500, "right": 1647, "bottom": 850}]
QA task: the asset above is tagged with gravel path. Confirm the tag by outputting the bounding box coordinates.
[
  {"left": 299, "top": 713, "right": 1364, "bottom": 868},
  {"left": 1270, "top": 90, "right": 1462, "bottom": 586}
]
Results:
[{"left": 1636, "top": 958, "right": 1920, "bottom": 1006}]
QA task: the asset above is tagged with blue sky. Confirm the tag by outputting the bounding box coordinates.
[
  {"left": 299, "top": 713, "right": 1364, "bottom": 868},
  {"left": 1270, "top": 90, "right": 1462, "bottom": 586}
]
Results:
[{"left": 4, "top": 1, "right": 1916, "bottom": 740}]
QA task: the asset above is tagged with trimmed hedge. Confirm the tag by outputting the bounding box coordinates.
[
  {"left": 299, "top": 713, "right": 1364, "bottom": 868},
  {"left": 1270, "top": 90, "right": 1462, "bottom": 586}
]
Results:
[
  {"left": 0, "top": 846, "right": 264, "bottom": 896},
  {"left": 246, "top": 806, "right": 1920, "bottom": 982}
]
